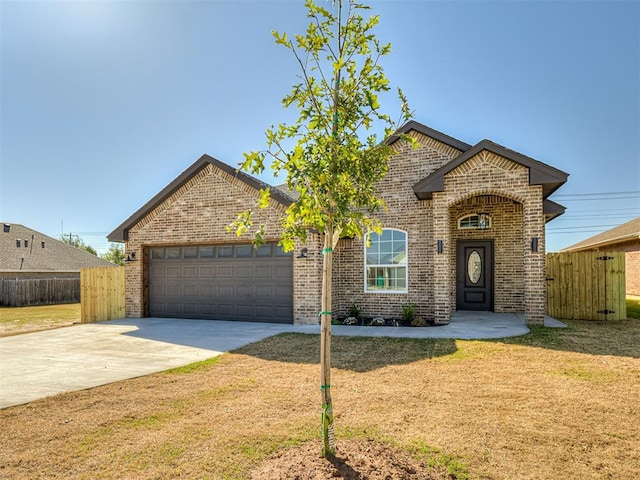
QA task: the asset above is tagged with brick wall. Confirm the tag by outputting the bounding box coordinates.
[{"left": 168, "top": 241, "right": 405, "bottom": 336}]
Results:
[
  {"left": 332, "top": 132, "right": 462, "bottom": 321},
  {"left": 122, "top": 131, "right": 551, "bottom": 325},
  {"left": 123, "top": 163, "right": 321, "bottom": 322},
  {"left": 333, "top": 144, "right": 546, "bottom": 324},
  {"left": 441, "top": 151, "right": 546, "bottom": 324},
  {"left": 330, "top": 137, "right": 547, "bottom": 324}
]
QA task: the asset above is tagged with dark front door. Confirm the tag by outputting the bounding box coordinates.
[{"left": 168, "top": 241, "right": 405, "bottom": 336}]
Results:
[{"left": 456, "top": 240, "right": 493, "bottom": 311}]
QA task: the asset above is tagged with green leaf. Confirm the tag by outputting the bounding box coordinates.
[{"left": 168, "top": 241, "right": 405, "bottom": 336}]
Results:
[{"left": 258, "top": 188, "right": 271, "bottom": 209}]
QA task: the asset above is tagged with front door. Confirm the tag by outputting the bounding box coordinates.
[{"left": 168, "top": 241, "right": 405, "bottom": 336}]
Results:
[{"left": 456, "top": 240, "right": 494, "bottom": 311}]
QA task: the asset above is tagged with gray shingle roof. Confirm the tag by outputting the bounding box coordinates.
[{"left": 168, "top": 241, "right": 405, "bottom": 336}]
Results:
[
  {"left": 562, "top": 216, "right": 640, "bottom": 251},
  {"left": 0, "top": 223, "right": 116, "bottom": 272}
]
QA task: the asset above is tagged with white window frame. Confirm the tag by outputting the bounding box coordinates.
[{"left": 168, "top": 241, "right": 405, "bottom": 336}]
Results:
[
  {"left": 458, "top": 213, "right": 492, "bottom": 230},
  {"left": 364, "top": 228, "right": 408, "bottom": 294}
]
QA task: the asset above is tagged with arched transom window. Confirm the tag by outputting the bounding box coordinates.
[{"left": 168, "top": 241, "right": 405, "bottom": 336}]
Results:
[
  {"left": 458, "top": 213, "right": 491, "bottom": 230},
  {"left": 364, "top": 228, "right": 407, "bottom": 293}
]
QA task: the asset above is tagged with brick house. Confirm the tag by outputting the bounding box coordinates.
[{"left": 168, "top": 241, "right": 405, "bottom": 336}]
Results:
[
  {"left": 562, "top": 217, "right": 640, "bottom": 296},
  {"left": 108, "top": 121, "right": 568, "bottom": 325}
]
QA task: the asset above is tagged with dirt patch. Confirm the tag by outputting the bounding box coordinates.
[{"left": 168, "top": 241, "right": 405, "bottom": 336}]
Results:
[{"left": 251, "top": 439, "right": 443, "bottom": 479}]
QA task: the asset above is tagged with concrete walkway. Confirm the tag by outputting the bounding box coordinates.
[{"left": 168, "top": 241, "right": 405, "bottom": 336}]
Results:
[{"left": 0, "top": 313, "right": 565, "bottom": 409}]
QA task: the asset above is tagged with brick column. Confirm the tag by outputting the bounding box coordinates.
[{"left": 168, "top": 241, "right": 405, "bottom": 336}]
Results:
[
  {"left": 293, "top": 234, "right": 323, "bottom": 324},
  {"left": 124, "top": 239, "right": 144, "bottom": 318},
  {"left": 523, "top": 191, "right": 545, "bottom": 325},
  {"left": 432, "top": 194, "right": 451, "bottom": 324}
]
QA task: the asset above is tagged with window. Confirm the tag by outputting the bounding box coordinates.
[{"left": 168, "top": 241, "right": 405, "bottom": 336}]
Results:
[
  {"left": 365, "top": 229, "right": 407, "bottom": 293},
  {"left": 256, "top": 245, "right": 272, "bottom": 257},
  {"left": 459, "top": 213, "right": 491, "bottom": 230}
]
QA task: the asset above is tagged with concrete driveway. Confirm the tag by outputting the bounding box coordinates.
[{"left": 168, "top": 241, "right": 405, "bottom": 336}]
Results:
[{"left": 1, "top": 313, "right": 563, "bottom": 409}]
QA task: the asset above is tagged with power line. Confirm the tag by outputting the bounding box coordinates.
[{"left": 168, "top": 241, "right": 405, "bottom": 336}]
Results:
[
  {"left": 557, "top": 213, "right": 639, "bottom": 220},
  {"left": 553, "top": 190, "right": 640, "bottom": 198},
  {"left": 547, "top": 224, "right": 623, "bottom": 232}
]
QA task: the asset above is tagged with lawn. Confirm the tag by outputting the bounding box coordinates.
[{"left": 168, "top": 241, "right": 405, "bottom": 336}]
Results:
[
  {"left": 627, "top": 295, "right": 640, "bottom": 319},
  {"left": 0, "top": 303, "right": 80, "bottom": 337},
  {"left": 1, "top": 317, "right": 638, "bottom": 479}
]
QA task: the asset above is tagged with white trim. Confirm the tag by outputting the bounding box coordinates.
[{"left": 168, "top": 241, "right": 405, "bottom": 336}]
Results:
[
  {"left": 458, "top": 213, "right": 492, "bottom": 230},
  {"left": 364, "top": 228, "right": 408, "bottom": 294}
]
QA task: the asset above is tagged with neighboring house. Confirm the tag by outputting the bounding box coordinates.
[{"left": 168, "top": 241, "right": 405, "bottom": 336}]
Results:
[
  {"left": 108, "top": 120, "right": 568, "bottom": 325},
  {"left": 0, "top": 223, "right": 116, "bottom": 306},
  {"left": 562, "top": 217, "right": 640, "bottom": 296}
]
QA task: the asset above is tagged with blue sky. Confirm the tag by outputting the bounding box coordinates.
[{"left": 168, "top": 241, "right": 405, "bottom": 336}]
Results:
[{"left": 1, "top": 0, "right": 638, "bottom": 255}]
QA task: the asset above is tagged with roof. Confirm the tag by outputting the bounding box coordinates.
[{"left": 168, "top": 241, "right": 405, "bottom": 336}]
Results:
[
  {"left": 385, "top": 120, "right": 472, "bottom": 152},
  {"left": 543, "top": 199, "right": 566, "bottom": 222},
  {"left": 412, "top": 139, "right": 569, "bottom": 201},
  {"left": 562, "top": 216, "right": 640, "bottom": 251},
  {"left": 0, "top": 223, "right": 116, "bottom": 272},
  {"left": 108, "top": 121, "right": 569, "bottom": 241},
  {"left": 108, "top": 154, "right": 295, "bottom": 243}
]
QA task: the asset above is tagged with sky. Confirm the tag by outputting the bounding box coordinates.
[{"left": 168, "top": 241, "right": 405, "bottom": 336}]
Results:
[{"left": 1, "top": 0, "right": 639, "bottom": 255}]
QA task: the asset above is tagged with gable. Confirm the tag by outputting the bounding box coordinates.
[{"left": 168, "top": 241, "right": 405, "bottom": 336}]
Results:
[
  {"left": 107, "top": 154, "right": 293, "bottom": 242},
  {"left": 412, "top": 139, "right": 568, "bottom": 201}
]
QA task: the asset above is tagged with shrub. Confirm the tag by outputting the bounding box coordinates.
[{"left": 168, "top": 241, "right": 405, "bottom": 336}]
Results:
[
  {"left": 402, "top": 304, "right": 417, "bottom": 324},
  {"left": 411, "top": 317, "right": 427, "bottom": 327},
  {"left": 349, "top": 303, "right": 361, "bottom": 318}
]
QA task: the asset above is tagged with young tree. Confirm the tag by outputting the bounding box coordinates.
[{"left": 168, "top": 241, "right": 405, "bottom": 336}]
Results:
[
  {"left": 231, "top": 0, "right": 414, "bottom": 457},
  {"left": 61, "top": 234, "right": 98, "bottom": 256},
  {"left": 101, "top": 243, "right": 125, "bottom": 265}
]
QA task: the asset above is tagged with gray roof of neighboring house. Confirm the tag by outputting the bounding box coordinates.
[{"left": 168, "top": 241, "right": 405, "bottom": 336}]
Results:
[
  {"left": 562, "top": 216, "right": 640, "bottom": 251},
  {"left": 0, "top": 223, "right": 116, "bottom": 272}
]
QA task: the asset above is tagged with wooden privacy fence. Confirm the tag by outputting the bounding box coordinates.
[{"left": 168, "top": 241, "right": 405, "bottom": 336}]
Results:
[
  {"left": 546, "top": 251, "right": 626, "bottom": 320},
  {"left": 80, "top": 266, "right": 125, "bottom": 323},
  {"left": 0, "top": 277, "right": 80, "bottom": 306}
]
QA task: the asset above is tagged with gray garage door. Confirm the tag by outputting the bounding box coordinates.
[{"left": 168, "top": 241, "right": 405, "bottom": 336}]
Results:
[{"left": 148, "top": 243, "right": 293, "bottom": 323}]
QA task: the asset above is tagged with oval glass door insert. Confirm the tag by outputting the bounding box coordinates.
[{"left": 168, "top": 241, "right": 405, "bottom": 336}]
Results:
[{"left": 468, "top": 251, "right": 482, "bottom": 284}]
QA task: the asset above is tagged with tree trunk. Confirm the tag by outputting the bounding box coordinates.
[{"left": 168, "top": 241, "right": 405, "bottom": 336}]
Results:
[{"left": 320, "top": 227, "right": 335, "bottom": 457}]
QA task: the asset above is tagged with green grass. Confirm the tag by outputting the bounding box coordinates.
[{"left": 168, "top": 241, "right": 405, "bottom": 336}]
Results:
[
  {"left": 0, "top": 303, "right": 80, "bottom": 323},
  {"left": 0, "top": 303, "right": 80, "bottom": 335},
  {"left": 163, "top": 356, "right": 222, "bottom": 374},
  {"left": 627, "top": 297, "right": 640, "bottom": 319}
]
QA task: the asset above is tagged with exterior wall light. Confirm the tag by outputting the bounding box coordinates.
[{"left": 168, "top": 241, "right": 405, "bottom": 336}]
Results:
[{"left": 531, "top": 237, "right": 539, "bottom": 252}]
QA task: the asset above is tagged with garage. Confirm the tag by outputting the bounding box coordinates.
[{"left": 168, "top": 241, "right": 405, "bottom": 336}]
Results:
[{"left": 147, "top": 243, "right": 293, "bottom": 323}]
